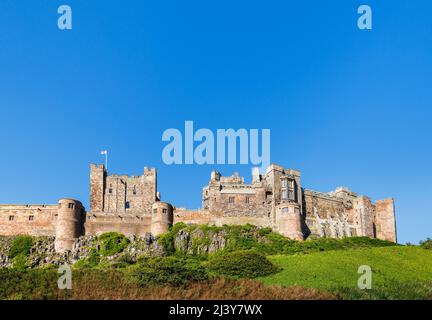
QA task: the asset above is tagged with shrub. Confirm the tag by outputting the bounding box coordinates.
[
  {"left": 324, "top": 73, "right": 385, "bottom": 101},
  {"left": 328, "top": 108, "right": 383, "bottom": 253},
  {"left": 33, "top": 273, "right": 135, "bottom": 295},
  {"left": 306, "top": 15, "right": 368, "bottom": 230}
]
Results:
[
  {"left": 12, "top": 254, "right": 28, "bottom": 271},
  {"left": 9, "top": 236, "right": 33, "bottom": 259},
  {"left": 335, "top": 280, "right": 432, "bottom": 300},
  {"left": 0, "top": 268, "right": 60, "bottom": 300},
  {"left": 131, "top": 256, "right": 208, "bottom": 286},
  {"left": 208, "top": 250, "right": 279, "bottom": 278},
  {"left": 420, "top": 238, "right": 432, "bottom": 250},
  {"left": 98, "top": 232, "right": 130, "bottom": 257},
  {"left": 111, "top": 253, "right": 135, "bottom": 269},
  {"left": 157, "top": 222, "right": 188, "bottom": 254},
  {"left": 73, "top": 249, "right": 100, "bottom": 269}
]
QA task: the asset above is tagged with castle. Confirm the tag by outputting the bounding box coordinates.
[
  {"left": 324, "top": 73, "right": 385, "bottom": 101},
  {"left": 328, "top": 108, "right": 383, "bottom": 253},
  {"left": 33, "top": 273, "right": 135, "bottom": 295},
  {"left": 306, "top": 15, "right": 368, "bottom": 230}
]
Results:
[{"left": 0, "top": 163, "right": 397, "bottom": 252}]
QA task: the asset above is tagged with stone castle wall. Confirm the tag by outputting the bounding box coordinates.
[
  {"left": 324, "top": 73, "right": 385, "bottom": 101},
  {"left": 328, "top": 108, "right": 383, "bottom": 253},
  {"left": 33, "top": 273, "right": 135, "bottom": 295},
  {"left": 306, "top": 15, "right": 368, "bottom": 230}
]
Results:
[
  {"left": 0, "top": 204, "right": 58, "bottom": 237},
  {"left": 85, "top": 164, "right": 163, "bottom": 238},
  {"left": 0, "top": 163, "right": 398, "bottom": 252},
  {"left": 85, "top": 213, "right": 152, "bottom": 238}
]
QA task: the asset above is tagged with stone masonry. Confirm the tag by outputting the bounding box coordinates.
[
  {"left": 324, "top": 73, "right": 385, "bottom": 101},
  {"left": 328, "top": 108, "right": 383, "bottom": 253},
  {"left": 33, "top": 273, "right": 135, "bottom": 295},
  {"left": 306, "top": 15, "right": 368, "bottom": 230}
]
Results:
[{"left": 0, "top": 163, "right": 397, "bottom": 252}]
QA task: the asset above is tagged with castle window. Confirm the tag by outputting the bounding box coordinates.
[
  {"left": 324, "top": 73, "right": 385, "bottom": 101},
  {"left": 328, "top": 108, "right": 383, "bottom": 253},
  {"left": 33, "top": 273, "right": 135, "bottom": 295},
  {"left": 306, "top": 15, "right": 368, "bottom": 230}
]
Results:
[
  {"left": 245, "top": 197, "right": 250, "bottom": 204},
  {"left": 68, "top": 203, "right": 75, "bottom": 209},
  {"left": 9, "top": 216, "right": 14, "bottom": 221},
  {"left": 162, "top": 209, "right": 167, "bottom": 214},
  {"left": 133, "top": 186, "right": 137, "bottom": 195},
  {"left": 229, "top": 197, "right": 235, "bottom": 204},
  {"left": 29, "top": 215, "right": 34, "bottom": 221},
  {"left": 281, "top": 178, "right": 296, "bottom": 202},
  {"left": 109, "top": 188, "right": 113, "bottom": 194},
  {"left": 288, "top": 179, "right": 295, "bottom": 201},
  {"left": 153, "top": 209, "right": 158, "bottom": 214},
  {"left": 125, "top": 201, "right": 130, "bottom": 209}
]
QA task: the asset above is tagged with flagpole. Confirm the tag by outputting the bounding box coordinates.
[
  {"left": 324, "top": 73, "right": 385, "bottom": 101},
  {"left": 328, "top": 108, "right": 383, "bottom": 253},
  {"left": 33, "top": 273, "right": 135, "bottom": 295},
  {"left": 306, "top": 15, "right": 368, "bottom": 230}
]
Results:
[{"left": 101, "top": 150, "right": 108, "bottom": 171}]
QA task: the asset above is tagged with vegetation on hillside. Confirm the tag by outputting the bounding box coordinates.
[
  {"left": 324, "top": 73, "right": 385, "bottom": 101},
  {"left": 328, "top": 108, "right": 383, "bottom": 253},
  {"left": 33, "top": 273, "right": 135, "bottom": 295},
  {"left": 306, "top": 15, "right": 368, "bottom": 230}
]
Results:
[
  {"left": 1, "top": 227, "right": 431, "bottom": 300},
  {"left": 130, "top": 256, "right": 209, "bottom": 286},
  {"left": 8, "top": 236, "right": 33, "bottom": 270},
  {"left": 260, "top": 246, "right": 432, "bottom": 300},
  {"left": 157, "top": 223, "right": 396, "bottom": 256},
  {"left": 0, "top": 268, "right": 334, "bottom": 300},
  {"left": 98, "top": 232, "right": 130, "bottom": 257},
  {"left": 207, "top": 251, "right": 279, "bottom": 278},
  {"left": 420, "top": 238, "right": 432, "bottom": 250}
]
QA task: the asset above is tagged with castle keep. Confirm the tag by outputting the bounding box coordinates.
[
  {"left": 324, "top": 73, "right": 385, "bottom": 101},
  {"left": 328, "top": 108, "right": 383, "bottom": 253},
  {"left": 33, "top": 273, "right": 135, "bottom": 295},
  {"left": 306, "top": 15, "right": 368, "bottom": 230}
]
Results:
[
  {"left": 0, "top": 163, "right": 397, "bottom": 252},
  {"left": 86, "top": 164, "right": 173, "bottom": 237}
]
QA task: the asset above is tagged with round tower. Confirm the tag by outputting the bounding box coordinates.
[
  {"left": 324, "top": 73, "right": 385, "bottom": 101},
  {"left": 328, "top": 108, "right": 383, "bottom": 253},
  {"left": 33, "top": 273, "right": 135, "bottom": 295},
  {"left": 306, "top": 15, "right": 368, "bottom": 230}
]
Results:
[
  {"left": 151, "top": 202, "right": 173, "bottom": 236},
  {"left": 275, "top": 203, "right": 303, "bottom": 241},
  {"left": 55, "top": 199, "right": 85, "bottom": 253}
]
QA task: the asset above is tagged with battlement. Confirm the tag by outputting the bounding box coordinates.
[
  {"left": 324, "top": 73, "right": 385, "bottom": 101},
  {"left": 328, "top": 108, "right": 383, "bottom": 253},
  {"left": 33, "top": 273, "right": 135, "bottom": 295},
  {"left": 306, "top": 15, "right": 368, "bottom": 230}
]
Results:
[{"left": 0, "top": 162, "right": 398, "bottom": 252}]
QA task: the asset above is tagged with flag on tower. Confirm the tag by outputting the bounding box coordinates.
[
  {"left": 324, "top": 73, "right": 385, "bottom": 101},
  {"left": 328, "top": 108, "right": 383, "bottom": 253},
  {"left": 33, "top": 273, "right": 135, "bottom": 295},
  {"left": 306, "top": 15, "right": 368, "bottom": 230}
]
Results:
[{"left": 101, "top": 150, "right": 107, "bottom": 155}]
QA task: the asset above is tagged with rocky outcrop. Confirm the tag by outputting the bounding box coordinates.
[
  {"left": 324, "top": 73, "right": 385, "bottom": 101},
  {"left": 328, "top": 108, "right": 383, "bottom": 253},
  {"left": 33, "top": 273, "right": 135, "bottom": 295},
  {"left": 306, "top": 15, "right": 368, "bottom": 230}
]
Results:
[
  {"left": 0, "top": 233, "right": 168, "bottom": 268},
  {"left": 0, "top": 226, "right": 267, "bottom": 268},
  {"left": 174, "top": 228, "right": 228, "bottom": 255},
  {"left": 125, "top": 233, "right": 166, "bottom": 258}
]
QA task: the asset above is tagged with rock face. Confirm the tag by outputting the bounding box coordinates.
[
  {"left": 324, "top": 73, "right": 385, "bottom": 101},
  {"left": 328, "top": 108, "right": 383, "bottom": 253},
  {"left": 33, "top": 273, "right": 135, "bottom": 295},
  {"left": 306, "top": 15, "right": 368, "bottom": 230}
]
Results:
[
  {"left": 0, "top": 233, "right": 169, "bottom": 268},
  {"left": 0, "top": 226, "right": 263, "bottom": 268},
  {"left": 0, "top": 237, "right": 12, "bottom": 268},
  {"left": 174, "top": 229, "right": 228, "bottom": 255},
  {"left": 125, "top": 233, "right": 166, "bottom": 258}
]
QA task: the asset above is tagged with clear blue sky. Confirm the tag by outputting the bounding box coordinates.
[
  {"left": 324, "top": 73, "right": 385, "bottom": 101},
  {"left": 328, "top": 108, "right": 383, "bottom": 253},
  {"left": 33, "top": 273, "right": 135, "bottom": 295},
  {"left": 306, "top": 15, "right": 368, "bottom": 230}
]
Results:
[{"left": 0, "top": 1, "right": 431, "bottom": 244}]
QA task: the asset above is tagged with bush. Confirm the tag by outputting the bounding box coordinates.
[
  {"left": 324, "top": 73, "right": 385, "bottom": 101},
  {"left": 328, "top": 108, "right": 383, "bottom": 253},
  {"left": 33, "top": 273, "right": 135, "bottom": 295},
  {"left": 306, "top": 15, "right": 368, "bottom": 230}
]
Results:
[
  {"left": 157, "top": 223, "right": 188, "bottom": 254},
  {"left": 73, "top": 249, "right": 101, "bottom": 269},
  {"left": 420, "top": 238, "right": 432, "bottom": 250},
  {"left": 9, "top": 236, "right": 33, "bottom": 259},
  {"left": 0, "top": 268, "right": 60, "bottom": 300},
  {"left": 335, "top": 280, "right": 432, "bottom": 300},
  {"left": 157, "top": 224, "right": 397, "bottom": 257},
  {"left": 98, "top": 232, "right": 130, "bottom": 257},
  {"left": 131, "top": 256, "right": 208, "bottom": 286},
  {"left": 12, "top": 254, "right": 28, "bottom": 271},
  {"left": 111, "top": 253, "right": 135, "bottom": 269},
  {"left": 208, "top": 251, "right": 279, "bottom": 278}
]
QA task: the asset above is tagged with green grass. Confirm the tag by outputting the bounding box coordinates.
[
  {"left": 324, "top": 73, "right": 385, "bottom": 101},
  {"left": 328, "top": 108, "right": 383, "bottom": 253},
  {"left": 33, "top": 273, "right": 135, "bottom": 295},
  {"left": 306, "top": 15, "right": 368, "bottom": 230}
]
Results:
[
  {"left": 157, "top": 223, "right": 396, "bottom": 257},
  {"left": 259, "top": 246, "right": 432, "bottom": 299}
]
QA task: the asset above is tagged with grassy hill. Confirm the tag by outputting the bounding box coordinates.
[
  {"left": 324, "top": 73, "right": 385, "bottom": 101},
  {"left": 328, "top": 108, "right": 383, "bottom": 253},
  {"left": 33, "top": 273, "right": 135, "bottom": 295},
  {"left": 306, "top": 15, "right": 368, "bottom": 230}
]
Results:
[
  {"left": 259, "top": 246, "right": 432, "bottom": 299},
  {"left": 1, "top": 226, "right": 431, "bottom": 300}
]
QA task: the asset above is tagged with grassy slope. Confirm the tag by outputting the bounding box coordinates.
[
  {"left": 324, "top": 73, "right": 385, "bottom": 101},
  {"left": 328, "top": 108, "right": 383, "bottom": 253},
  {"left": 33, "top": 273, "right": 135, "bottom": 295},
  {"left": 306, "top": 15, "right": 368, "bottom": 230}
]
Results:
[{"left": 259, "top": 246, "right": 432, "bottom": 298}]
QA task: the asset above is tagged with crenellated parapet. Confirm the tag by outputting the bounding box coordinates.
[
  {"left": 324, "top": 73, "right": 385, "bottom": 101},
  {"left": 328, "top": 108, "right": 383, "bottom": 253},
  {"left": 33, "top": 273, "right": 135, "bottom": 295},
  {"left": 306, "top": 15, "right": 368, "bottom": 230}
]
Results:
[{"left": 0, "top": 162, "right": 398, "bottom": 252}]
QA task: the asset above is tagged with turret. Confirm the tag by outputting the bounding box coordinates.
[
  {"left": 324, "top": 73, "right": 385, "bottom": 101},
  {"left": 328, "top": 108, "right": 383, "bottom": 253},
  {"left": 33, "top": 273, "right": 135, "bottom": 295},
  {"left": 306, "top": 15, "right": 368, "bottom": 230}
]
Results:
[
  {"left": 151, "top": 202, "right": 173, "bottom": 236},
  {"left": 143, "top": 167, "right": 157, "bottom": 214},
  {"left": 90, "top": 163, "right": 106, "bottom": 212},
  {"left": 275, "top": 202, "right": 303, "bottom": 240},
  {"left": 55, "top": 199, "right": 85, "bottom": 252},
  {"left": 210, "top": 170, "right": 221, "bottom": 182}
]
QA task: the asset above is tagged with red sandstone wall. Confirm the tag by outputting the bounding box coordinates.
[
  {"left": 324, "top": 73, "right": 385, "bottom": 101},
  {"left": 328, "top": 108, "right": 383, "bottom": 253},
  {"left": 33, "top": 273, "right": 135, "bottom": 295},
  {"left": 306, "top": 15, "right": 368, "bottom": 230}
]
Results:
[
  {"left": 84, "top": 214, "right": 152, "bottom": 237},
  {"left": 0, "top": 205, "right": 58, "bottom": 237}
]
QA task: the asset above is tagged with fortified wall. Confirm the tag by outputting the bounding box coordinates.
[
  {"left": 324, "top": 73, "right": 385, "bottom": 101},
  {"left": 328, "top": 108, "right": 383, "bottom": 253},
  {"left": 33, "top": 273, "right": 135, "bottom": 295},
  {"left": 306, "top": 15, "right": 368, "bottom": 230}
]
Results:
[
  {"left": 0, "top": 163, "right": 397, "bottom": 253},
  {"left": 0, "top": 199, "right": 86, "bottom": 252},
  {"left": 174, "top": 164, "right": 397, "bottom": 243}
]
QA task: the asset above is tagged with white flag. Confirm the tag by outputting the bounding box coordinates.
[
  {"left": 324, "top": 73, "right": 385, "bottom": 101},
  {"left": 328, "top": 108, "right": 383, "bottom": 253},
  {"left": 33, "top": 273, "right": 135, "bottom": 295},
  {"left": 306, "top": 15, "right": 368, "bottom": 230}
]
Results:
[{"left": 101, "top": 150, "right": 107, "bottom": 155}]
